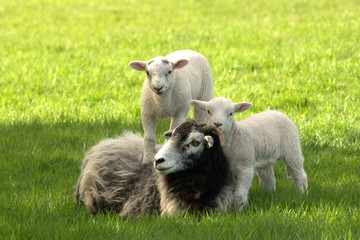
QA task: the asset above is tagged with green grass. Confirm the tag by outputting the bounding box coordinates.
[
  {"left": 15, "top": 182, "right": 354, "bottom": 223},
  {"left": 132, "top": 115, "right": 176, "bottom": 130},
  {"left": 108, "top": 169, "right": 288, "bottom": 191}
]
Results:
[{"left": 1, "top": 0, "right": 359, "bottom": 239}]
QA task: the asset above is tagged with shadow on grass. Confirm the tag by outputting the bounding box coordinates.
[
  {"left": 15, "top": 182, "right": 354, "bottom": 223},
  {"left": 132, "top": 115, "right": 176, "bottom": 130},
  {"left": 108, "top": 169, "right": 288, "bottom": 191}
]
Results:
[
  {"left": 0, "top": 119, "right": 359, "bottom": 221},
  {"left": 0, "top": 119, "right": 172, "bottom": 196},
  {"left": 0, "top": 120, "right": 139, "bottom": 198}
]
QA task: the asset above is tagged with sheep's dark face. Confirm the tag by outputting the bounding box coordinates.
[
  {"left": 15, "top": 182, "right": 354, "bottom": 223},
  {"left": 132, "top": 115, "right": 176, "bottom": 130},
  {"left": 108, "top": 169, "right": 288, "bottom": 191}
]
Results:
[{"left": 154, "top": 122, "right": 216, "bottom": 175}]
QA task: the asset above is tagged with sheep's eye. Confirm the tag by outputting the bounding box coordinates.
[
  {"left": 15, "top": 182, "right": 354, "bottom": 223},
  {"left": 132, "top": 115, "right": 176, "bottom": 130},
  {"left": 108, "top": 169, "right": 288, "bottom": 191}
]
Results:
[
  {"left": 207, "top": 110, "right": 211, "bottom": 115},
  {"left": 168, "top": 70, "right": 172, "bottom": 74},
  {"left": 191, "top": 140, "right": 200, "bottom": 146},
  {"left": 229, "top": 112, "right": 233, "bottom": 116},
  {"left": 146, "top": 71, "right": 150, "bottom": 76},
  {"left": 163, "top": 131, "right": 172, "bottom": 139}
]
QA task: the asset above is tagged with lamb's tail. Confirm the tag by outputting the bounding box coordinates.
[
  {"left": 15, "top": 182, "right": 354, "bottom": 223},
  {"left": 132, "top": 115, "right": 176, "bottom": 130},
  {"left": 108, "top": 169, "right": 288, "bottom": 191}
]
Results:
[{"left": 74, "top": 132, "right": 145, "bottom": 214}]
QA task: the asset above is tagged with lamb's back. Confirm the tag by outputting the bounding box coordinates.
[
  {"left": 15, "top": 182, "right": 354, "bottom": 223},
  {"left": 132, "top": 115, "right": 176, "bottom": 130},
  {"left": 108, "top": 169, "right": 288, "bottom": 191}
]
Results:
[
  {"left": 167, "top": 50, "right": 211, "bottom": 100},
  {"left": 230, "top": 111, "right": 299, "bottom": 162}
]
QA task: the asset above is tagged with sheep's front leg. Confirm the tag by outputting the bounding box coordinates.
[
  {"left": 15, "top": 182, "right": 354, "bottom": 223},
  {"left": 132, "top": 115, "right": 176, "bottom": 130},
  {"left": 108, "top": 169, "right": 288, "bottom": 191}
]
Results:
[
  {"left": 142, "top": 115, "right": 157, "bottom": 164},
  {"left": 160, "top": 199, "right": 187, "bottom": 217},
  {"left": 169, "top": 108, "right": 189, "bottom": 130}
]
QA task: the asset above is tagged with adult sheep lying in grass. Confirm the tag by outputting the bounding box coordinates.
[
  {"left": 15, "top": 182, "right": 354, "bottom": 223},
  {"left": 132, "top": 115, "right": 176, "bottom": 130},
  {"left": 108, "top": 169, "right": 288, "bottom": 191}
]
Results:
[
  {"left": 191, "top": 97, "right": 308, "bottom": 208},
  {"left": 129, "top": 50, "right": 213, "bottom": 163},
  {"left": 74, "top": 121, "right": 235, "bottom": 218}
]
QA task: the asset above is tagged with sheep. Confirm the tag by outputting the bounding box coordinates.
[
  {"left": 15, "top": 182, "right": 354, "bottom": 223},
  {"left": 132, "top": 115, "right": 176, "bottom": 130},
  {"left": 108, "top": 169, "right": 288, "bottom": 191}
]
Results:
[
  {"left": 74, "top": 132, "right": 158, "bottom": 215},
  {"left": 128, "top": 50, "right": 213, "bottom": 163},
  {"left": 74, "top": 121, "right": 235, "bottom": 218},
  {"left": 191, "top": 97, "right": 308, "bottom": 208}
]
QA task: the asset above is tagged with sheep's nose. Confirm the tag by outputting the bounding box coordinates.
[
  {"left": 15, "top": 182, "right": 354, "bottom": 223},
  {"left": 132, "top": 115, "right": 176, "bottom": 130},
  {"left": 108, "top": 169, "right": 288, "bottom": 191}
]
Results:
[
  {"left": 155, "top": 158, "right": 165, "bottom": 166},
  {"left": 214, "top": 122, "right": 223, "bottom": 127},
  {"left": 154, "top": 86, "right": 163, "bottom": 92}
]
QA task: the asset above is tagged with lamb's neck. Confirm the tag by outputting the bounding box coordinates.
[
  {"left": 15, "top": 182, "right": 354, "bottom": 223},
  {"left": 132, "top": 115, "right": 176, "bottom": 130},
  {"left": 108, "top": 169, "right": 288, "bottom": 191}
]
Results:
[
  {"left": 224, "top": 122, "right": 238, "bottom": 148},
  {"left": 152, "top": 88, "right": 173, "bottom": 108}
]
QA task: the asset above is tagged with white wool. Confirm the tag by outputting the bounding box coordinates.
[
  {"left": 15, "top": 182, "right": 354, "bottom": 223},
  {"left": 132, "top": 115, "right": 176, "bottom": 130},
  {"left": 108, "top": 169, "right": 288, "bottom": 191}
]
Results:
[
  {"left": 191, "top": 97, "right": 308, "bottom": 208},
  {"left": 129, "top": 50, "right": 213, "bottom": 163}
]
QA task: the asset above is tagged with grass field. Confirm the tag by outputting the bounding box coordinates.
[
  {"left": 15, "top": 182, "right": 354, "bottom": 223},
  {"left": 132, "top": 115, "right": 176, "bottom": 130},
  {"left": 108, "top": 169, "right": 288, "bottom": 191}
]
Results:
[{"left": 1, "top": 0, "right": 359, "bottom": 239}]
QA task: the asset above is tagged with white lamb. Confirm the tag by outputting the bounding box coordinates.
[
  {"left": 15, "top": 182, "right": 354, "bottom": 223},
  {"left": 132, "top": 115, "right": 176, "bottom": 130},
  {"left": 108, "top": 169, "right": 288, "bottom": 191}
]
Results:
[
  {"left": 191, "top": 97, "right": 308, "bottom": 208},
  {"left": 129, "top": 50, "right": 213, "bottom": 163}
]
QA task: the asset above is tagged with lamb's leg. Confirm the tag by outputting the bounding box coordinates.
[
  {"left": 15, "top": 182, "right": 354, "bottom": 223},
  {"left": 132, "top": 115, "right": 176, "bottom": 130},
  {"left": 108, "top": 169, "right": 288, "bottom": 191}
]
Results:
[
  {"left": 196, "top": 73, "right": 213, "bottom": 124},
  {"left": 170, "top": 108, "right": 188, "bottom": 130},
  {"left": 256, "top": 165, "right": 276, "bottom": 192},
  {"left": 142, "top": 116, "right": 156, "bottom": 164},
  {"left": 284, "top": 155, "right": 308, "bottom": 194},
  {"left": 234, "top": 166, "right": 255, "bottom": 209}
]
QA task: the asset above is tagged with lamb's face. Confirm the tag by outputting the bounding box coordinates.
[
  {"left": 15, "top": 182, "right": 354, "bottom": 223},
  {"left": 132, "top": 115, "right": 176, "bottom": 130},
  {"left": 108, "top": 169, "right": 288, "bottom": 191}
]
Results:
[
  {"left": 128, "top": 56, "right": 188, "bottom": 95},
  {"left": 145, "top": 57, "right": 174, "bottom": 95},
  {"left": 154, "top": 122, "right": 214, "bottom": 175},
  {"left": 204, "top": 98, "right": 236, "bottom": 135},
  {"left": 191, "top": 97, "right": 252, "bottom": 136}
]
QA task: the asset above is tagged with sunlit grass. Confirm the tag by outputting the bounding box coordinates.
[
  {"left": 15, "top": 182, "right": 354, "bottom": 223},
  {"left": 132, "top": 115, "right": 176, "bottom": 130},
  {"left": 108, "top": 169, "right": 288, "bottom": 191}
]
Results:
[{"left": 1, "top": 0, "right": 359, "bottom": 239}]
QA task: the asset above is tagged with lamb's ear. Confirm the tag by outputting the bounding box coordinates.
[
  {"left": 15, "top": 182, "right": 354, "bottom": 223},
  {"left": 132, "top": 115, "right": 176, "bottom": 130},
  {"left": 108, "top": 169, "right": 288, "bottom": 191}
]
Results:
[
  {"left": 163, "top": 130, "right": 173, "bottom": 140},
  {"left": 204, "top": 135, "right": 214, "bottom": 148},
  {"left": 234, "top": 102, "right": 252, "bottom": 113},
  {"left": 172, "top": 59, "right": 189, "bottom": 69},
  {"left": 191, "top": 100, "right": 207, "bottom": 111},
  {"left": 128, "top": 61, "right": 147, "bottom": 71}
]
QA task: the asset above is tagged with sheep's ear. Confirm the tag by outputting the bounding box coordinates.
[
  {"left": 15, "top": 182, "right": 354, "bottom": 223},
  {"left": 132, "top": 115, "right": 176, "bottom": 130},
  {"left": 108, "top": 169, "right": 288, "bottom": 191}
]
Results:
[
  {"left": 234, "top": 102, "right": 252, "bottom": 113},
  {"left": 163, "top": 130, "right": 173, "bottom": 140},
  {"left": 128, "top": 61, "right": 147, "bottom": 71},
  {"left": 204, "top": 135, "right": 214, "bottom": 148},
  {"left": 173, "top": 59, "right": 189, "bottom": 69},
  {"left": 204, "top": 126, "right": 225, "bottom": 147},
  {"left": 191, "top": 100, "right": 207, "bottom": 111}
]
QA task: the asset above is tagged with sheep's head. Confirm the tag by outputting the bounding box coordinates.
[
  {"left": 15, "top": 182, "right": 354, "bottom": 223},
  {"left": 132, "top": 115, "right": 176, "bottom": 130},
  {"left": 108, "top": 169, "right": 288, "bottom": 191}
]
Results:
[
  {"left": 129, "top": 56, "right": 188, "bottom": 95},
  {"left": 191, "top": 97, "right": 252, "bottom": 136},
  {"left": 154, "top": 121, "right": 223, "bottom": 175}
]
